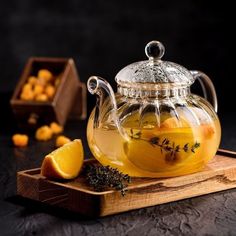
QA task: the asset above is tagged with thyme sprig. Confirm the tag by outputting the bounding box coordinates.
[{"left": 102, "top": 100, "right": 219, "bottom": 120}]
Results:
[
  {"left": 130, "top": 128, "right": 200, "bottom": 161},
  {"left": 84, "top": 164, "right": 131, "bottom": 196},
  {"left": 149, "top": 136, "right": 200, "bottom": 154}
]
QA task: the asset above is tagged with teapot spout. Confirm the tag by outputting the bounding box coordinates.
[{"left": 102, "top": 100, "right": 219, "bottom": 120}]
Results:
[{"left": 87, "top": 76, "right": 129, "bottom": 140}]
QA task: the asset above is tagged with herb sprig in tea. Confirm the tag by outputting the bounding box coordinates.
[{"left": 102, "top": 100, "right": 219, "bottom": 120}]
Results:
[{"left": 130, "top": 128, "right": 200, "bottom": 162}]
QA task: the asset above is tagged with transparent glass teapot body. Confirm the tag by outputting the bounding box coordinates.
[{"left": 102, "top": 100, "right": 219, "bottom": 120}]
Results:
[{"left": 87, "top": 41, "right": 221, "bottom": 177}]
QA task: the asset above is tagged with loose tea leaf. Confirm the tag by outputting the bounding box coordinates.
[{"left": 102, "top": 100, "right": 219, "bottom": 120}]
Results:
[{"left": 84, "top": 164, "right": 131, "bottom": 196}]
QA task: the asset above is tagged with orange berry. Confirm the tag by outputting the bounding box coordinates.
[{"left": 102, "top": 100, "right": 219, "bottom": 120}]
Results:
[
  {"left": 20, "top": 90, "right": 34, "bottom": 101},
  {"left": 12, "top": 134, "right": 29, "bottom": 147},
  {"left": 202, "top": 124, "right": 215, "bottom": 139},
  {"left": 28, "top": 76, "right": 38, "bottom": 86},
  {"left": 22, "top": 83, "right": 32, "bottom": 92},
  {"left": 50, "top": 122, "right": 63, "bottom": 134},
  {"left": 45, "top": 85, "right": 55, "bottom": 99},
  {"left": 33, "top": 84, "right": 44, "bottom": 96},
  {"left": 55, "top": 135, "right": 71, "bottom": 148},
  {"left": 20, "top": 83, "right": 34, "bottom": 100},
  {"left": 35, "top": 93, "right": 48, "bottom": 102},
  {"left": 38, "top": 69, "right": 53, "bottom": 82},
  {"left": 35, "top": 125, "right": 53, "bottom": 141},
  {"left": 37, "top": 77, "right": 47, "bottom": 87}
]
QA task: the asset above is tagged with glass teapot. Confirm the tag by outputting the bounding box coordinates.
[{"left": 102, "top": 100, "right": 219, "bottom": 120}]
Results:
[{"left": 87, "top": 40, "right": 221, "bottom": 177}]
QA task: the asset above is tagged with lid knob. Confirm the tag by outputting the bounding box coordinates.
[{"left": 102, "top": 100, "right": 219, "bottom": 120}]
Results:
[{"left": 145, "top": 40, "right": 165, "bottom": 60}]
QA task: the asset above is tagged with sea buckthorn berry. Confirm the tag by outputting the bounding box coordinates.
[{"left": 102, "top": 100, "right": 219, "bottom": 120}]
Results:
[
  {"left": 37, "top": 77, "right": 47, "bottom": 87},
  {"left": 20, "top": 69, "right": 56, "bottom": 102},
  {"left": 45, "top": 85, "right": 56, "bottom": 99},
  {"left": 56, "top": 135, "right": 71, "bottom": 147},
  {"left": 35, "top": 93, "right": 48, "bottom": 102},
  {"left": 28, "top": 76, "right": 38, "bottom": 86},
  {"left": 35, "top": 125, "right": 53, "bottom": 141},
  {"left": 38, "top": 69, "right": 53, "bottom": 82},
  {"left": 22, "top": 83, "right": 32, "bottom": 92},
  {"left": 12, "top": 134, "right": 29, "bottom": 147},
  {"left": 50, "top": 122, "right": 63, "bottom": 134},
  {"left": 33, "top": 84, "right": 44, "bottom": 96},
  {"left": 20, "top": 90, "right": 34, "bottom": 101}
]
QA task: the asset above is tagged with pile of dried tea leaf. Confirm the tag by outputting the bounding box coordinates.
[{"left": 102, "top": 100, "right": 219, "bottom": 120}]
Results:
[{"left": 84, "top": 164, "right": 131, "bottom": 196}]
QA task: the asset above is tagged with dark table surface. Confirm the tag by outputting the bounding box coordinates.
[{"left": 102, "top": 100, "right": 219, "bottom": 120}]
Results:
[{"left": 1, "top": 111, "right": 236, "bottom": 236}]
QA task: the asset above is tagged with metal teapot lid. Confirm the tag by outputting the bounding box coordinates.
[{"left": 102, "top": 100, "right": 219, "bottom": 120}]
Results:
[{"left": 115, "top": 41, "right": 194, "bottom": 87}]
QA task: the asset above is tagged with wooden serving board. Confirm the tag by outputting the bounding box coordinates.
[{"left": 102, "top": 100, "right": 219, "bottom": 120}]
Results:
[{"left": 17, "top": 149, "right": 236, "bottom": 217}]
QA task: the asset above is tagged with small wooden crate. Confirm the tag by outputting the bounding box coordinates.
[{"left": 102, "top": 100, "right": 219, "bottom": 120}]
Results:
[
  {"left": 17, "top": 149, "right": 236, "bottom": 217},
  {"left": 10, "top": 57, "right": 87, "bottom": 128}
]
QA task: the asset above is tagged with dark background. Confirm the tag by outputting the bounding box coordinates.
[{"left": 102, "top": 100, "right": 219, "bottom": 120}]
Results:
[
  {"left": 0, "top": 0, "right": 234, "bottom": 132},
  {"left": 1, "top": 2, "right": 236, "bottom": 235}
]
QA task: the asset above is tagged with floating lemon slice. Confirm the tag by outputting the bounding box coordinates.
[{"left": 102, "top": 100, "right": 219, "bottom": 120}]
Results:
[{"left": 41, "top": 139, "right": 84, "bottom": 179}]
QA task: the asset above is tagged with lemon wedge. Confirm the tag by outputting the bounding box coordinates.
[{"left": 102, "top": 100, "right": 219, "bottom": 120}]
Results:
[{"left": 41, "top": 139, "right": 84, "bottom": 179}]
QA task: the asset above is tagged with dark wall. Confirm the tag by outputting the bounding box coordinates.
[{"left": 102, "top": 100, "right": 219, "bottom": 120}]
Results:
[{"left": 0, "top": 0, "right": 234, "bottom": 117}]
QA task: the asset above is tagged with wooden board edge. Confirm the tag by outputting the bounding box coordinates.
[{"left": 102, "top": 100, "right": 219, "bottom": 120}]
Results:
[
  {"left": 217, "top": 148, "right": 236, "bottom": 158},
  {"left": 17, "top": 171, "right": 39, "bottom": 200},
  {"left": 99, "top": 162, "right": 236, "bottom": 216}
]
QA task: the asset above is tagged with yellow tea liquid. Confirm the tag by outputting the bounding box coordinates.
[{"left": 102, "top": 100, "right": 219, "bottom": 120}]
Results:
[{"left": 87, "top": 112, "right": 221, "bottom": 177}]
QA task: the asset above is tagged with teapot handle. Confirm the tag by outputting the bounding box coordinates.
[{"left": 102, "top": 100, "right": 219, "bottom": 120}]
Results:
[{"left": 190, "top": 70, "right": 218, "bottom": 113}]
